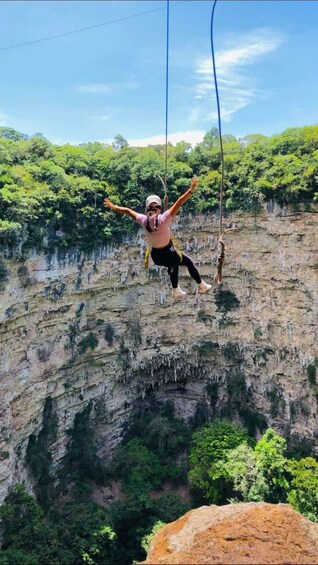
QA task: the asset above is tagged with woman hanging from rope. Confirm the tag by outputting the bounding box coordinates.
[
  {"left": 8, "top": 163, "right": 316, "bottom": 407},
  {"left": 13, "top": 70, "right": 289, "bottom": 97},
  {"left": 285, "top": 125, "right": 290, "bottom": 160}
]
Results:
[{"left": 104, "top": 177, "right": 212, "bottom": 299}]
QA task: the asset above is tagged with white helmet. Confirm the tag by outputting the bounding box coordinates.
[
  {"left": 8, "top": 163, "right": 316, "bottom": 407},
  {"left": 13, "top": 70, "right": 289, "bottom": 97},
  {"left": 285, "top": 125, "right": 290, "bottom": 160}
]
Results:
[{"left": 145, "top": 195, "right": 162, "bottom": 209}]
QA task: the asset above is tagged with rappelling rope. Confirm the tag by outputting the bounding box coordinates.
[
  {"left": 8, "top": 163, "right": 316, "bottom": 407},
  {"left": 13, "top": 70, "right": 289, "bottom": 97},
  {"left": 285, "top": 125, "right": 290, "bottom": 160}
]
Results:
[
  {"left": 163, "top": 0, "right": 170, "bottom": 211},
  {"left": 210, "top": 0, "right": 226, "bottom": 284},
  {"left": 160, "top": 1, "right": 170, "bottom": 448},
  {"left": 145, "top": 1, "right": 170, "bottom": 270}
]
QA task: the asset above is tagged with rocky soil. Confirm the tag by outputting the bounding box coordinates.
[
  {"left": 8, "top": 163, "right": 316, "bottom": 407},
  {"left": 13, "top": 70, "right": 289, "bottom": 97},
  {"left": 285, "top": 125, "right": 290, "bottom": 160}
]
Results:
[{"left": 140, "top": 502, "right": 318, "bottom": 564}]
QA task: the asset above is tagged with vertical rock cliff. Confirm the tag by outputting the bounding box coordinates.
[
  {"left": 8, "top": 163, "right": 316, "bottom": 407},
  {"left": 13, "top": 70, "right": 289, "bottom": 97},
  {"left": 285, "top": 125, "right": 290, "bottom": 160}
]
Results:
[{"left": 0, "top": 206, "right": 317, "bottom": 503}]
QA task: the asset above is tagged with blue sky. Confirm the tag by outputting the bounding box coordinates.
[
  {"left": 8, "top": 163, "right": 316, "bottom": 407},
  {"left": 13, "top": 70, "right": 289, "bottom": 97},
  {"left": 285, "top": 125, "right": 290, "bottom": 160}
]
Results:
[{"left": 0, "top": 1, "right": 317, "bottom": 147}]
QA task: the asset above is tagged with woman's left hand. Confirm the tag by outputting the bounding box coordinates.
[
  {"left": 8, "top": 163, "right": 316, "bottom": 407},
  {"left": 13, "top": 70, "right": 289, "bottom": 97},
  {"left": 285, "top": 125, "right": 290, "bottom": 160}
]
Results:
[
  {"left": 189, "top": 176, "right": 198, "bottom": 194},
  {"left": 104, "top": 197, "right": 117, "bottom": 210}
]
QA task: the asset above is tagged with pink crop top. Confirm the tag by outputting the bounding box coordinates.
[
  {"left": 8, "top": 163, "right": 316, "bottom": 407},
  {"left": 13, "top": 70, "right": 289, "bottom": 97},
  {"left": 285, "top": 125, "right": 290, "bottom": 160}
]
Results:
[{"left": 135, "top": 210, "right": 172, "bottom": 248}]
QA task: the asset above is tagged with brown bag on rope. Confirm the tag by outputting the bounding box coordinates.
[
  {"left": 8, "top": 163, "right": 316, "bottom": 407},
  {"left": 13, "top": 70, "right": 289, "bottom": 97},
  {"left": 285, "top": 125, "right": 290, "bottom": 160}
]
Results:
[{"left": 215, "top": 237, "right": 225, "bottom": 284}]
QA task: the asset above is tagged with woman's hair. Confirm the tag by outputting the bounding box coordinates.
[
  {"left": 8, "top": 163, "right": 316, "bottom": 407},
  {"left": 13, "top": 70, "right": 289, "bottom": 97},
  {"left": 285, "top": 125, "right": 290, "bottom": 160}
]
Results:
[{"left": 146, "top": 212, "right": 159, "bottom": 233}]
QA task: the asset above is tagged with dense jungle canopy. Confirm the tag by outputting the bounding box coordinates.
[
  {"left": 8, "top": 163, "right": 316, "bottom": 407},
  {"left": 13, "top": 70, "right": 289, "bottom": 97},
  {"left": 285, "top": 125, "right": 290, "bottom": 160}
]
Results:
[
  {"left": 1, "top": 412, "right": 317, "bottom": 565},
  {"left": 0, "top": 124, "right": 317, "bottom": 255}
]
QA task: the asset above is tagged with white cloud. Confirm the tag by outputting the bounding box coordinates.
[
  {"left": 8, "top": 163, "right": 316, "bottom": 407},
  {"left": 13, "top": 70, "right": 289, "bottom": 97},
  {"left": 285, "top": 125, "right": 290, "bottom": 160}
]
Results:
[
  {"left": 93, "top": 114, "right": 111, "bottom": 122},
  {"left": 189, "top": 107, "right": 202, "bottom": 123},
  {"left": 127, "top": 130, "right": 205, "bottom": 148},
  {"left": 0, "top": 112, "right": 8, "bottom": 126},
  {"left": 75, "top": 81, "right": 140, "bottom": 95},
  {"left": 126, "top": 82, "right": 139, "bottom": 90},
  {"left": 192, "top": 28, "right": 286, "bottom": 124},
  {"left": 75, "top": 84, "right": 111, "bottom": 94},
  {"left": 50, "top": 130, "right": 205, "bottom": 148}
]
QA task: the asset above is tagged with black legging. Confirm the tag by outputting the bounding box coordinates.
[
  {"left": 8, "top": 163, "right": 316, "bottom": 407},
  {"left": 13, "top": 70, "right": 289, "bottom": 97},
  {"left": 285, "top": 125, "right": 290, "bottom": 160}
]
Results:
[{"left": 151, "top": 241, "right": 202, "bottom": 289}]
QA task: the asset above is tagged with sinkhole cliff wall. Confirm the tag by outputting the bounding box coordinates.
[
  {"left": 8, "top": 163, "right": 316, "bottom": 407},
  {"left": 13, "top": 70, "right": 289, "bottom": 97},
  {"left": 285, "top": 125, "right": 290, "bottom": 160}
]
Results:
[{"left": 0, "top": 205, "right": 317, "bottom": 503}]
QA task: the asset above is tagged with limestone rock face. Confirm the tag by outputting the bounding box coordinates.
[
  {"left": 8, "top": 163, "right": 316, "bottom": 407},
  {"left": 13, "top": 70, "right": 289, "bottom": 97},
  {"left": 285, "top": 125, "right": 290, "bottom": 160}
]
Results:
[
  {"left": 141, "top": 502, "right": 318, "bottom": 564},
  {"left": 0, "top": 207, "right": 317, "bottom": 503}
]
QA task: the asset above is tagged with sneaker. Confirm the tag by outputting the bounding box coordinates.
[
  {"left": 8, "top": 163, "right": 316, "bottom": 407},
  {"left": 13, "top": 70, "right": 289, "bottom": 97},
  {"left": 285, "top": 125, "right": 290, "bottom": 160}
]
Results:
[
  {"left": 198, "top": 280, "right": 212, "bottom": 294},
  {"left": 172, "top": 286, "right": 187, "bottom": 299}
]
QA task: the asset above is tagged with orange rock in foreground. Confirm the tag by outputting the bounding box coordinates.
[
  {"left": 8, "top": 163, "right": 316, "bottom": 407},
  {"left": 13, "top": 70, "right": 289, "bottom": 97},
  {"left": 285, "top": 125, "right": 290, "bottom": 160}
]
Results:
[{"left": 141, "top": 502, "right": 318, "bottom": 564}]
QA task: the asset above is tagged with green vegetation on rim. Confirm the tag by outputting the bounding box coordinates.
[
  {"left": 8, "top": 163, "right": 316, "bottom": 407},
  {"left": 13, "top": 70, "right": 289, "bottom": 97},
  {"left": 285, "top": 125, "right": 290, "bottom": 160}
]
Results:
[{"left": 0, "top": 124, "right": 317, "bottom": 257}]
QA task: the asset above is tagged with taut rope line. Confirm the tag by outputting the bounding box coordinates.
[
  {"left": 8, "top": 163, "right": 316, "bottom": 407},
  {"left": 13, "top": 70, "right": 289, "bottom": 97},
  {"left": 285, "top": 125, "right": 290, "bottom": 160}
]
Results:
[
  {"left": 210, "top": 0, "right": 226, "bottom": 283},
  {"left": 163, "top": 0, "right": 170, "bottom": 211}
]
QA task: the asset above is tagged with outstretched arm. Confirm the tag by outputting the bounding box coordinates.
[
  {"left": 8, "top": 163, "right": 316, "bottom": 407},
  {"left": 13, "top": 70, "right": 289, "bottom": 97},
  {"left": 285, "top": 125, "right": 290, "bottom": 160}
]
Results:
[
  {"left": 104, "top": 198, "right": 138, "bottom": 221},
  {"left": 168, "top": 177, "right": 198, "bottom": 218}
]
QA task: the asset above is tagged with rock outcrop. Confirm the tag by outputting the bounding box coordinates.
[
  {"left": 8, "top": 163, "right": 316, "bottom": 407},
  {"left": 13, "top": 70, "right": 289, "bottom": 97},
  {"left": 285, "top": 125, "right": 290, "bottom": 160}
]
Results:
[
  {"left": 141, "top": 502, "right": 318, "bottom": 564},
  {"left": 0, "top": 206, "right": 317, "bottom": 502}
]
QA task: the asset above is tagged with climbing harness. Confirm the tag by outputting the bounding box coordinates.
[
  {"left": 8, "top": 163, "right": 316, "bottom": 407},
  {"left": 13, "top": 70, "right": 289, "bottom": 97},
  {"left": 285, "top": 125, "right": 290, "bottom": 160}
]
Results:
[
  {"left": 210, "top": 0, "right": 226, "bottom": 284},
  {"left": 170, "top": 235, "right": 183, "bottom": 261},
  {"left": 144, "top": 246, "right": 151, "bottom": 269},
  {"left": 144, "top": 235, "right": 182, "bottom": 271}
]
